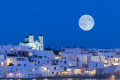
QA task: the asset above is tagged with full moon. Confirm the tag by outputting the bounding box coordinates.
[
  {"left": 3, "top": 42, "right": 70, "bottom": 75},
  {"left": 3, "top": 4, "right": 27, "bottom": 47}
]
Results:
[{"left": 78, "top": 15, "right": 95, "bottom": 31}]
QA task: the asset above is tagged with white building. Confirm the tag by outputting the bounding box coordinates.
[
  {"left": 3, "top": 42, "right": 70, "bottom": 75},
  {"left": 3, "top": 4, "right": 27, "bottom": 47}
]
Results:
[
  {"left": 19, "top": 34, "right": 44, "bottom": 51},
  {"left": 6, "top": 56, "right": 34, "bottom": 78},
  {"left": 0, "top": 55, "right": 5, "bottom": 78},
  {"left": 0, "top": 45, "right": 120, "bottom": 78},
  {"left": 87, "top": 55, "right": 105, "bottom": 70}
]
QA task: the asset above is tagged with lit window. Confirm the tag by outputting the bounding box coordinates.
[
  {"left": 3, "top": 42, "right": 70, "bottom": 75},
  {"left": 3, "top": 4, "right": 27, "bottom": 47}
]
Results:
[
  {"left": 9, "top": 73, "right": 13, "bottom": 76},
  {"left": 16, "top": 74, "right": 18, "bottom": 77},
  {"left": 11, "top": 48, "right": 13, "bottom": 51},
  {"left": 0, "top": 62, "right": 4, "bottom": 66},
  {"left": 35, "top": 60, "right": 37, "bottom": 65}
]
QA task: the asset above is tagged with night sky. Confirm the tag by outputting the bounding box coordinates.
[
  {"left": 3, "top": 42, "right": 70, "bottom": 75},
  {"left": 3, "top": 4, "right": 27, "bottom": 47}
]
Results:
[{"left": 0, "top": 0, "right": 120, "bottom": 49}]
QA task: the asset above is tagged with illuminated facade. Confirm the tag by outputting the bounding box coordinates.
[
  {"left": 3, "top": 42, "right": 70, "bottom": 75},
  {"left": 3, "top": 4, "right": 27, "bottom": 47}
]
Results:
[
  {"left": 0, "top": 45, "right": 120, "bottom": 78},
  {"left": 19, "top": 34, "right": 44, "bottom": 51}
]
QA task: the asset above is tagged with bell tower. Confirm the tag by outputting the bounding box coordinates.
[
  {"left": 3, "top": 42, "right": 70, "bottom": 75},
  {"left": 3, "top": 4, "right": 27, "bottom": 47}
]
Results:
[
  {"left": 29, "top": 33, "right": 34, "bottom": 43},
  {"left": 38, "top": 34, "right": 44, "bottom": 50}
]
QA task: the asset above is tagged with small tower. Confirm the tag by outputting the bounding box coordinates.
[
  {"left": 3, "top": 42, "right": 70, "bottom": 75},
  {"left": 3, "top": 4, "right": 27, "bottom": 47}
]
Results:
[
  {"left": 24, "top": 36, "right": 29, "bottom": 42},
  {"left": 38, "top": 34, "right": 44, "bottom": 50},
  {"left": 28, "top": 33, "right": 34, "bottom": 42},
  {"left": 38, "top": 34, "right": 43, "bottom": 43}
]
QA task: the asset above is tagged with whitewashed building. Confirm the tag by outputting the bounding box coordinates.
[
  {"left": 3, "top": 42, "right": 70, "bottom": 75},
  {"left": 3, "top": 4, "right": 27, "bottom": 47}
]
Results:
[
  {"left": 19, "top": 34, "right": 44, "bottom": 51},
  {"left": 0, "top": 55, "right": 5, "bottom": 78}
]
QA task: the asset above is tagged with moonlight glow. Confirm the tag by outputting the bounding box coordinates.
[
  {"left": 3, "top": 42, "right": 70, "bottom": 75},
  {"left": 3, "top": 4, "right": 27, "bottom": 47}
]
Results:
[{"left": 78, "top": 15, "right": 95, "bottom": 31}]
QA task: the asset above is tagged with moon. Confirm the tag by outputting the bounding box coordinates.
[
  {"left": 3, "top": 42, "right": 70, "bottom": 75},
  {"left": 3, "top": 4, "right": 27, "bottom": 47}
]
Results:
[{"left": 78, "top": 15, "right": 95, "bottom": 31}]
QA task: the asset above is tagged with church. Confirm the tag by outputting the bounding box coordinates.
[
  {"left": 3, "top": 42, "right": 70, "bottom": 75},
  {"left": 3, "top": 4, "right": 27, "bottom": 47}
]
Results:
[{"left": 19, "top": 34, "right": 44, "bottom": 51}]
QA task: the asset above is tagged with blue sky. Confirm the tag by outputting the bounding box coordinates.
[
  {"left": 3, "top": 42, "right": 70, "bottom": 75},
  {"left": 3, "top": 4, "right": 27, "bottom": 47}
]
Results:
[{"left": 0, "top": 0, "right": 120, "bottom": 49}]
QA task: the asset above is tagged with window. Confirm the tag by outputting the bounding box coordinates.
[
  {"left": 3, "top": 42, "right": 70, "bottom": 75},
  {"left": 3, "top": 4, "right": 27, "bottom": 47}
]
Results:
[
  {"left": 52, "top": 72, "right": 54, "bottom": 74},
  {"left": 77, "top": 58, "right": 79, "bottom": 62},
  {"left": 0, "top": 62, "right": 4, "bottom": 66},
  {"left": 23, "top": 52, "right": 25, "bottom": 56},
  {"left": 96, "top": 64, "right": 98, "bottom": 67},
  {"left": 34, "top": 55, "right": 37, "bottom": 58},
  {"left": 17, "top": 64, "right": 21, "bottom": 66},
  {"left": 35, "top": 60, "right": 37, "bottom": 65},
  {"left": 64, "top": 67, "right": 66, "bottom": 71},
  {"left": 24, "top": 64, "right": 26, "bottom": 66},
  {"left": 38, "top": 56, "right": 42, "bottom": 58},
  {"left": 17, "top": 58, "right": 25, "bottom": 61},
  {"left": 54, "top": 67, "right": 56, "bottom": 70},
  {"left": 9, "top": 63, "right": 14, "bottom": 66},
  {"left": 64, "top": 61, "right": 66, "bottom": 64},
  {"left": 38, "top": 61, "right": 40, "bottom": 64}
]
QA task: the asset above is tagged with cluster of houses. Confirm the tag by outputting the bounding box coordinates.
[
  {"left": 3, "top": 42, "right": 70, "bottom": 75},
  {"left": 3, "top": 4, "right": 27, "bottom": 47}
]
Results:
[{"left": 0, "top": 34, "right": 120, "bottom": 78}]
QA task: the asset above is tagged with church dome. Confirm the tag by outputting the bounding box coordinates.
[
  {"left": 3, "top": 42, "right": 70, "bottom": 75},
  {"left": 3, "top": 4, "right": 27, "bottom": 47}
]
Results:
[
  {"left": 29, "top": 33, "right": 33, "bottom": 36},
  {"left": 39, "top": 34, "right": 43, "bottom": 36},
  {"left": 25, "top": 36, "right": 29, "bottom": 38}
]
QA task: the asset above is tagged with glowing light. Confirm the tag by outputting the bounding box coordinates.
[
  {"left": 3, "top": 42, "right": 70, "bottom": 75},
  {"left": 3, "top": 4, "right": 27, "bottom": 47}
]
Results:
[
  {"left": 9, "top": 73, "right": 13, "bottom": 76},
  {"left": 11, "top": 48, "right": 13, "bottom": 51},
  {"left": 16, "top": 74, "right": 18, "bottom": 77},
  {"left": 1, "top": 62, "right": 4, "bottom": 66},
  {"left": 111, "top": 75, "right": 115, "bottom": 79},
  {"left": 67, "top": 69, "right": 71, "bottom": 71},
  {"left": 29, "top": 52, "right": 33, "bottom": 56},
  {"left": 55, "top": 56, "right": 61, "bottom": 59},
  {"left": 42, "top": 67, "right": 47, "bottom": 71},
  {"left": 43, "top": 79, "right": 48, "bottom": 80},
  {"left": 79, "top": 15, "right": 95, "bottom": 31}
]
